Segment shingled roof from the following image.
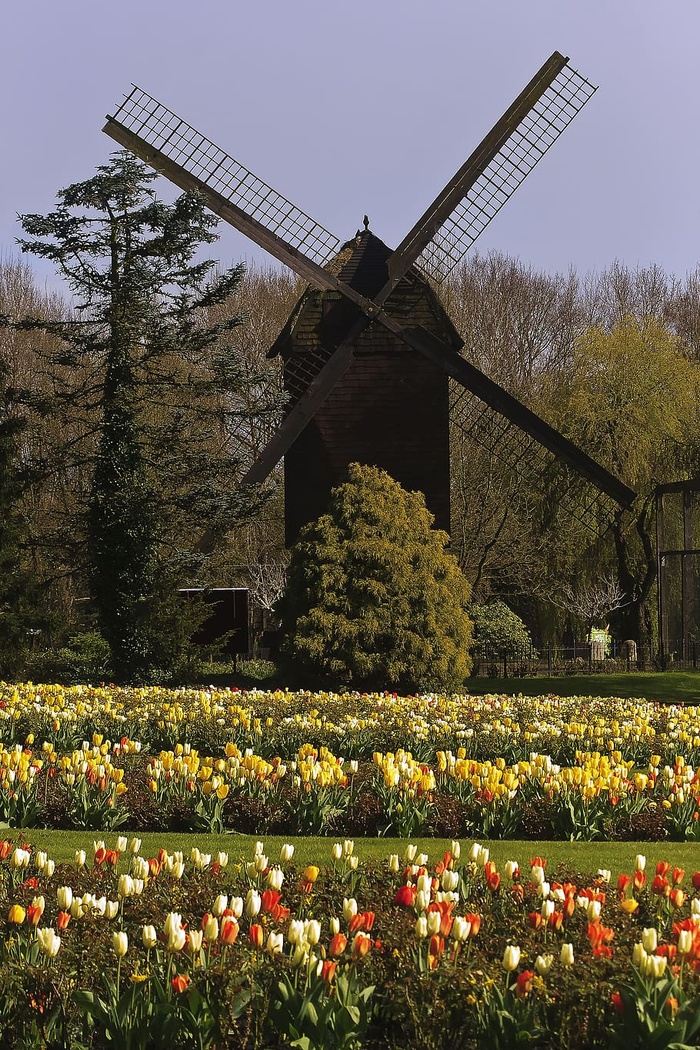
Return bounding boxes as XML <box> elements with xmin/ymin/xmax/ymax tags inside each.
<box><xmin>267</xmin><ymin>228</ymin><xmax>463</xmax><ymax>361</ymax></box>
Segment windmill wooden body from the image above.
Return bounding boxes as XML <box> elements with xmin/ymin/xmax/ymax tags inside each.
<box><xmin>270</xmin><ymin>228</ymin><xmax>462</xmax><ymax>543</ymax></box>
<box><xmin>103</xmin><ymin>51</ymin><xmax>636</xmax><ymax>544</ymax></box>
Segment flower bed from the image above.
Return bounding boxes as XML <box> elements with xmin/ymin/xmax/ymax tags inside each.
<box><xmin>1</xmin><ymin>684</ymin><xmax>700</xmax><ymax>839</ymax></box>
<box><xmin>2</xmin><ymin>836</ymin><xmax>700</xmax><ymax>1048</ymax></box>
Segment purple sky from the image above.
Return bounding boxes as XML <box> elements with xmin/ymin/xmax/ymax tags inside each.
<box><xmin>2</xmin><ymin>1</ymin><xmax>699</xmax><ymax>289</ymax></box>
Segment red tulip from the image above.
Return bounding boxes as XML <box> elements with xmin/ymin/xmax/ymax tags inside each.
<box><xmin>515</xmin><ymin>970</ymin><xmax>534</xmax><ymax>998</ymax></box>
<box><xmin>261</xmin><ymin>889</ymin><xmax>282</xmax><ymax>914</ymax></box>
<box><xmin>172</xmin><ymin>973</ymin><xmax>189</xmax><ymax>994</ymax></box>
<box><xmin>611</xmin><ymin>991</ymin><xmax>624</xmax><ymax>1014</ymax></box>
<box><xmin>394</xmin><ymin>885</ymin><xmax>416</xmax><ymax>907</ymax></box>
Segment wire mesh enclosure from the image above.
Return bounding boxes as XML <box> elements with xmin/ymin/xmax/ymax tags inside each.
<box><xmin>108</xmin><ymin>86</ymin><xmax>341</xmax><ymax>268</ymax></box>
<box><xmin>656</xmin><ymin>481</ymin><xmax>700</xmax><ymax>667</ymax></box>
<box><xmin>417</xmin><ymin>62</ymin><xmax>596</xmax><ymax>283</ymax></box>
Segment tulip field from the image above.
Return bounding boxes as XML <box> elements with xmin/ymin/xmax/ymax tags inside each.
<box><xmin>3</xmin><ymin>682</ymin><xmax>700</xmax><ymax>1045</ymax></box>
<box><xmin>1</xmin><ymin>683</ymin><xmax>700</xmax><ymax>842</ymax></box>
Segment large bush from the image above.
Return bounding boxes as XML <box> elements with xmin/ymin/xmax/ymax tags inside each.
<box><xmin>279</xmin><ymin>463</ymin><xmax>473</xmax><ymax>692</ymax></box>
<box><xmin>470</xmin><ymin>600</ymin><xmax>533</xmax><ymax>657</ymax></box>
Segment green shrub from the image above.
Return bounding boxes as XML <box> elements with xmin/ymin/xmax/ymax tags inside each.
<box><xmin>279</xmin><ymin>464</ymin><xmax>473</xmax><ymax>693</ymax></box>
<box><xmin>470</xmin><ymin>601</ymin><xmax>533</xmax><ymax>658</ymax></box>
<box><xmin>25</xmin><ymin>631</ymin><xmax>112</xmax><ymax>684</ymax></box>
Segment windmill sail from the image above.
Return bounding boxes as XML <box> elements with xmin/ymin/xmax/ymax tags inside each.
<box><xmin>390</xmin><ymin>53</ymin><xmax>596</xmax><ymax>284</ymax></box>
<box><xmin>103</xmin><ymin>56</ymin><xmax>634</xmax><ymax>536</ymax></box>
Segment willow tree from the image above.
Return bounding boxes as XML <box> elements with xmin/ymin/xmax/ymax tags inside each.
<box><xmin>553</xmin><ymin>315</ymin><xmax>700</xmax><ymax>649</ymax></box>
<box><xmin>16</xmin><ymin>153</ymin><xmax>273</xmax><ymax>680</ymax></box>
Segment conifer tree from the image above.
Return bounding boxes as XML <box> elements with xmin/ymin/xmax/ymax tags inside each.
<box><xmin>16</xmin><ymin>153</ymin><xmax>274</xmax><ymax>680</ymax></box>
<box><xmin>280</xmin><ymin>464</ymin><xmax>473</xmax><ymax>692</ymax></box>
<box><xmin>0</xmin><ymin>357</ymin><xmax>33</xmax><ymax>676</ymax></box>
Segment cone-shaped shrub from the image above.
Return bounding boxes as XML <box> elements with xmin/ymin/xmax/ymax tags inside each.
<box><xmin>280</xmin><ymin>464</ymin><xmax>473</xmax><ymax>692</ymax></box>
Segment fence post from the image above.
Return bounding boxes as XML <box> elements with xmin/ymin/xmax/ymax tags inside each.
<box><xmin>547</xmin><ymin>646</ymin><xmax>551</xmax><ymax>675</ymax></box>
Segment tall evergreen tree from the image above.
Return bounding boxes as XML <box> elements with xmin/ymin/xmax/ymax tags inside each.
<box><xmin>15</xmin><ymin>153</ymin><xmax>274</xmax><ymax>680</ymax></box>
<box><xmin>0</xmin><ymin>355</ymin><xmax>32</xmax><ymax>676</ymax></box>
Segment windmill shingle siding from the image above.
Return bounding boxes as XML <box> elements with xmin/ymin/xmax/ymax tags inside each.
<box><xmin>269</xmin><ymin>230</ymin><xmax>463</xmax><ymax>546</ymax></box>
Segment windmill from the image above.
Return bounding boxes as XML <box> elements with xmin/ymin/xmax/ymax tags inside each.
<box><xmin>103</xmin><ymin>51</ymin><xmax>636</xmax><ymax>546</ymax></box>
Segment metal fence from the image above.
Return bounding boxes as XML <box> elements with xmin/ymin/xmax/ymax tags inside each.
<box><xmin>471</xmin><ymin>639</ymin><xmax>700</xmax><ymax>678</ymax></box>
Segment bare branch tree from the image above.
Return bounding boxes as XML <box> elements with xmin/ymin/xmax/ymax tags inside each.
<box><xmin>549</xmin><ymin>575</ymin><xmax>629</xmax><ymax>628</ymax></box>
<box><xmin>246</xmin><ymin>557</ymin><xmax>289</xmax><ymax>614</ymax></box>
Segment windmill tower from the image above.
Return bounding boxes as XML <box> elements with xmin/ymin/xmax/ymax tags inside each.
<box><xmin>269</xmin><ymin>226</ymin><xmax>462</xmax><ymax>543</ymax></box>
<box><xmin>102</xmin><ymin>52</ymin><xmax>636</xmax><ymax>545</ymax></box>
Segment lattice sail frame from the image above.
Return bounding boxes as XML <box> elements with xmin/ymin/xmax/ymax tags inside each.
<box><xmin>450</xmin><ymin>384</ymin><xmax>620</xmax><ymax>536</ymax></box>
<box><xmin>110</xmin><ymin>86</ymin><xmax>341</xmax><ymax>268</ymax></box>
<box><xmin>417</xmin><ymin>63</ymin><xmax>596</xmax><ymax>283</ymax></box>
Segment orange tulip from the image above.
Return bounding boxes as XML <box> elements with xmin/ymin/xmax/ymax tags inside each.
<box><xmin>27</xmin><ymin>904</ymin><xmax>43</xmax><ymax>927</ymax></box>
<box><xmin>221</xmin><ymin>918</ymin><xmax>239</xmax><ymax>945</ymax></box>
<box><xmin>329</xmin><ymin>932</ymin><xmax>348</xmax><ymax>957</ymax></box>
<box><xmin>352</xmin><ymin>932</ymin><xmax>372</xmax><ymax>959</ymax></box>
<box><xmin>428</xmin><ymin>933</ymin><xmax>445</xmax><ymax>959</ymax></box>
<box><xmin>670</xmin><ymin>888</ymin><xmax>685</xmax><ymax>909</ymax></box>
<box><xmin>261</xmin><ymin>889</ymin><xmax>282</xmax><ymax>914</ymax></box>
<box><xmin>633</xmin><ymin>870</ymin><xmax>646</xmax><ymax>891</ymax></box>
<box><xmin>617</xmin><ymin>873</ymin><xmax>632</xmax><ymax>895</ymax></box>
<box><xmin>465</xmin><ymin>913</ymin><xmax>481</xmax><ymax>936</ymax></box>
<box><xmin>249</xmin><ymin>923</ymin><xmax>264</xmax><ymax>948</ymax></box>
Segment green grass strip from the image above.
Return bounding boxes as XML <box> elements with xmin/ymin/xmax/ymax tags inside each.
<box><xmin>468</xmin><ymin>671</ymin><xmax>700</xmax><ymax>703</ymax></box>
<box><xmin>8</xmin><ymin>828</ymin><xmax>700</xmax><ymax>883</ymax></box>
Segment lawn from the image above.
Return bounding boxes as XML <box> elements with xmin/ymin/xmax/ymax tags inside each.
<box><xmin>468</xmin><ymin>670</ymin><xmax>700</xmax><ymax>703</ymax></box>
<box><xmin>6</xmin><ymin>829</ymin><xmax>700</xmax><ymax>885</ymax></box>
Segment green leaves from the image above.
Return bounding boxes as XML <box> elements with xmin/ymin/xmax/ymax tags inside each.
<box><xmin>267</xmin><ymin>968</ymin><xmax>375</xmax><ymax>1050</ymax></box>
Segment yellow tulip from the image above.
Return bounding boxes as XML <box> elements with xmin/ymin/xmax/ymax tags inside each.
<box><xmin>8</xmin><ymin>905</ymin><xmax>26</xmax><ymax>924</ymax></box>
<box><xmin>619</xmin><ymin>898</ymin><xmax>639</xmax><ymax>915</ymax></box>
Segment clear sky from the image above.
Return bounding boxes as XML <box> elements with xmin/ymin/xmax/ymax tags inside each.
<box><xmin>2</xmin><ymin>0</ymin><xmax>699</xmax><ymax>287</ymax></box>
